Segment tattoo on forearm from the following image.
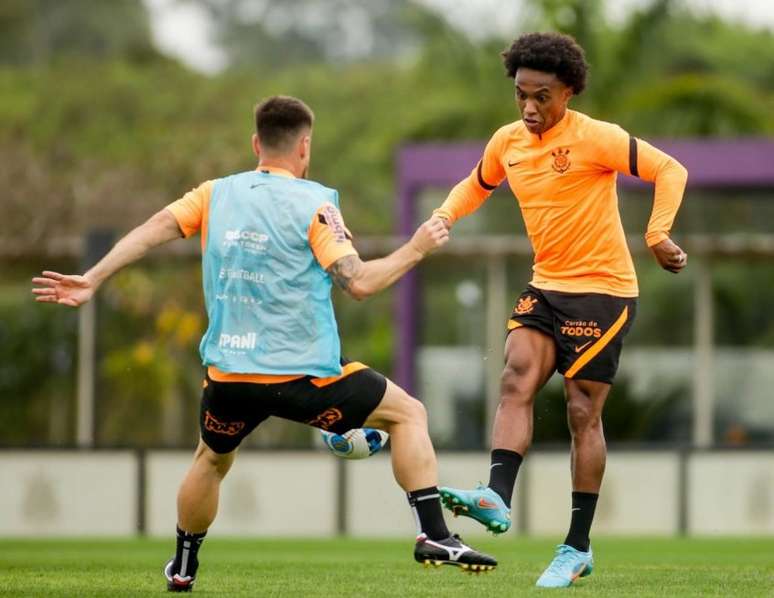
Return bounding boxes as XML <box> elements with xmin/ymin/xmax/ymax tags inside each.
<box><xmin>328</xmin><ymin>255</ymin><xmax>361</xmax><ymax>291</ymax></box>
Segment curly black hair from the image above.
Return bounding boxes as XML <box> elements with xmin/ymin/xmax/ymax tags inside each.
<box><xmin>502</xmin><ymin>32</ymin><xmax>588</xmax><ymax>95</ymax></box>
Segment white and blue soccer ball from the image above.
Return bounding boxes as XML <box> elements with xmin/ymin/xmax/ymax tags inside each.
<box><xmin>320</xmin><ymin>428</ymin><xmax>389</xmax><ymax>459</ymax></box>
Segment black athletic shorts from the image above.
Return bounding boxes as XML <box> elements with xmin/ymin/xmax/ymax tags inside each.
<box><xmin>199</xmin><ymin>361</ymin><xmax>387</xmax><ymax>454</ymax></box>
<box><xmin>507</xmin><ymin>285</ymin><xmax>637</xmax><ymax>384</ymax></box>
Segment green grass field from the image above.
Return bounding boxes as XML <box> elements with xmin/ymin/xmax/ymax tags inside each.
<box><xmin>1</xmin><ymin>536</ymin><xmax>772</xmax><ymax>597</ymax></box>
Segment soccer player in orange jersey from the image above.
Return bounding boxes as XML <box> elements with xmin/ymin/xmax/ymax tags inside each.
<box><xmin>434</xmin><ymin>33</ymin><xmax>688</xmax><ymax>588</ymax></box>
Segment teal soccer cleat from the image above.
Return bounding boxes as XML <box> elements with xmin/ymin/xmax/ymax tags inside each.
<box><xmin>535</xmin><ymin>544</ymin><xmax>593</xmax><ymax>588</ymax></box>
<box><xmin>438</xmin><ymin>484</ymin><xmax>511</xmax><ymax>534</ymax></box>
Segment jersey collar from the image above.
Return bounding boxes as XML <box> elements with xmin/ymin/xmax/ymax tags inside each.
<box><xmin>530</xmin><ymin>109</ymin><xmax>573</xmax><ymax>143</ymax></box>
<box><xmin>255</xmin><ymin>165</ymin><xmax>295</xmax><ymax>178</ymax></box>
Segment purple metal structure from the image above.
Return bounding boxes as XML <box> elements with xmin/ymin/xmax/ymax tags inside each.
<box><xmin>395</xmin><ymin>139</ymin><xmax>774</xmax><ymax>393</ymax></box>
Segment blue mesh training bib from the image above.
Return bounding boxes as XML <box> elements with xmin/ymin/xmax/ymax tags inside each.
<box><xmin>199</xmin><ymin>170</ymin><xmax>343</xmax><ymax>377</ymax></box>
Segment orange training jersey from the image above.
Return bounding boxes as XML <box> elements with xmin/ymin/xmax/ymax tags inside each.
<box><xmin>165</xmin><ymin>165</ymin><xmax>359</xmax><ymax>383</ymax></box>
<box><xmin>435</xmin><ymin>110</ymin><xmax>688</xmax><ymax>297</ymax></box>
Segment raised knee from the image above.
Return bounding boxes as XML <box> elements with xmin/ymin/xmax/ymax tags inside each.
<box><xmin>566</xmin><ymin>397</ymin><xmax>598</xmax><ymax>435</ymax></box>
<box><xmin>377</xmin><ymin>394</ymin><xmax>427</xmax><ymax>437</ymax></box>
<box><xmin>195</xmin><ymin>444</ymin><xmax>234</xmax><ymax>478</ymax></box>
<box><xmin>384</xmin><ymin>387</ymin><xmax>427</xmax><ymax>427</ymax></box>
<box><xmin>401</xmin><ymin>394</ymin><xmax>427</xmax><ymax>425</ymax></box>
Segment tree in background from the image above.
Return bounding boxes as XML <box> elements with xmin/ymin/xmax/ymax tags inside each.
<box><xmin>3</xmin><ymin>0</ymin><xmax>774</xmax><ymax>447</ymax></box>
<box><xmin>185</xmin><ymin>0</ymin><xmax>450</xmax><ymax>69</ymax></box>
<box><xmin>0</xmin><ymin>0</ymin><xmax>160</xmax><ymax>65</ymax></box>
<box><xmin>532</xmin><ymin>0</ymin><xmax>774</xmax><ymax>135</ymax></box>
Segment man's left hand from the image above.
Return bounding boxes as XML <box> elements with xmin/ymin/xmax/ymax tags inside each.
<box><xmin>650</xmin><ymin>238</ymin><xmax>687</xmax><ymax>273</ymax></box>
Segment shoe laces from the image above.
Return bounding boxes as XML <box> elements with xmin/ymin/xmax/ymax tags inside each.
<box><xmin>547</xmin><ymin>545</ymin><xmax>578</xmax><ymax>574</ymax></box>
<box><xmin>447</xmin><ymin>533</ymin><xmax>465</xmax><ymax>547</ymax></box>
<box><xmin>474</xmin><ymin>484</ymin><xmax>504</xmax><ymax>503</ymax></box>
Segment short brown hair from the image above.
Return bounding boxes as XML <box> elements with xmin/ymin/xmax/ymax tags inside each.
<box><xmin>254</xmin><ymin>96</ymin><xmax>314</xmax><ymax>152</ymax></box>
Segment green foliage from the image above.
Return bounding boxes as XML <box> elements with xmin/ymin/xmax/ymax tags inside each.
<box><xmin>712</xmin><ymin>261</ymin><xmax>774</xmax><ymax>346</ymax></box>
<box><xmin>0</xmin><ymin>268</ymin><xmax>77</xmax><ymax>445</ymax></box>
<box><xmin>95</xmin><ymin>263</ymin><xmax>204</xmax><ymax>447</ymax></box>
<box><xmin>531</xmin><ymin>375</ymin><xmax>689</xmax><ymax>444</ymax></box>
<box><xmin>4</xmin><ymin>0</ymin><xmax>774</xmax><ymax>447</ymax></box>
<box><xmin>616</xmin><ymin>74</ymin><xmax>771</xmax><ymax>136</ymax></box>
<box><xmin>334</xmin><ymin>290</ymin><xmax>395</xmax><ymax>375</ymax></box>
<box><xmin>532</xmin><ymin>0</ymin><xmax>774</xmax><ymax>136</ymax></box>
<box><xmin>0</xmin><ymin>0</ymin><xmax>159</xmax><ymax>66</ymax></box>
<box><xmin>189</xmin><ymin>0</ymin><xmax>452</xmax><ymax>69</ymax></box>
<box><xmin>2</xmin><ymin>1</ymin><xmax>773</xmax><ymax>241</ymax></box>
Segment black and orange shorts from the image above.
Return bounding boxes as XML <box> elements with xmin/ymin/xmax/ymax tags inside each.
<box><xmin>199</xmin><ymin>360</ymin><xmax>387</xmax><ymax>453</ymax></box>
<box><xmin>507</xmin><ymin>285</ymin><xmax>637</xmax><ymax>384</ymax></box>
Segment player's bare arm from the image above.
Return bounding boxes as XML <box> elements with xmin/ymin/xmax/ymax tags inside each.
<box><xmin>328</xmin><ymin>255</ymin><xmax>364</xmax><ymax>294</ymax></box>
<box><xmin>327</xmin><ymin>216</ymin><xmax>449</xmax><ymax>300</ymax></box>
<box><xmin>31</xmin><ymin>208</ymin><xmax>182</xmax><ymax>307</ymax></box>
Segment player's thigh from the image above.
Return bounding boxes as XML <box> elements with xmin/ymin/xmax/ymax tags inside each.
<box><xmin>503</xmin><ymin>326</ymin><xmax>557</xmax><ymax>393</ymax></box>
<box><xmin>271</xmin><ymin>364</ymin><xmax>388</xmax><ymax>434</ymax></box>
<box><xmin>361</xmin><ymin>378</ymin><xmax>425</xmax><ymax>431</ymax></box>
<box><xmin>199</xmin><ymin>376</ymin><xmax>269</xmax><ymax>454</ymax></box>
<box><xmin>505</xmin><ymin>285</ymin><xmax>558</xmax><ymax>391</ymax></box>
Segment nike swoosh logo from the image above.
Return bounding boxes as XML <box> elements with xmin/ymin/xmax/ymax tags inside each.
<box><xmin>250</xmin><ymin>183</ymin><xmax>266</xmax><ymax>189</ymax></box>
<box><xmin>571</xmin><ymin>563</ymin><xmax>588</xmax><ymax>580</ymax></box>
<box><xmin>490</xmin><ymin>463</ymin><xmax>502</xmax><ymax>469</ymax></box>
<box><xmin>571</xmin><ymin>507</ymin><xmax>581</xmax><ymax>512</ymax></box>
<box><xmin>574</xmin><ymin>341</ymin><xmax>592</xmax><ymax>353</ymax></box>
<box><xmin>478</xmin><ymin>498</ymin><xmax>498</xmax><ymax>509</ymax></box>
<box><xmin>507</xmin><ymin>160</ymin><xmax>521</xmax><ymax>167</ymax></box>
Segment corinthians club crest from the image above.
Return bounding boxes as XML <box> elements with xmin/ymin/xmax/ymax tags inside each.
<box><xmin>551</xmin><ymin>147</ymin><xmax>571</xmax><ymax>173</ymax></box>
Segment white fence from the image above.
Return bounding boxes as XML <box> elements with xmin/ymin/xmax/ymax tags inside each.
<box><xmin>1</xmin><ymin>450</ymin><xmax>772</xmax><ymax>537</ymax></box>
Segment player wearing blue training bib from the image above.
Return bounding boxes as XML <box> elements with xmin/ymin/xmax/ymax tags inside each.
<box><xmin>33</xmin><ymin>95</ymin><xmax>497</xmax><ymax>592</ymax></box>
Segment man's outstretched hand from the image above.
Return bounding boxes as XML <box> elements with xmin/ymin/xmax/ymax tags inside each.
<box><xmin>31</xmin><ymin>271</ymin><xmax>95</xmax><ymax>307</ymax></box>
<box><xmin>650</xmin><ymin>238</ymin><xmax>687</xmax><ymax>274</ymax></box>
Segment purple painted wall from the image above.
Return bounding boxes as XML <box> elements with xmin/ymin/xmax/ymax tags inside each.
<box><xmin>395</xmin><ymin>139</ymin><xmax>774</xmax><ymax>393</ymax></box>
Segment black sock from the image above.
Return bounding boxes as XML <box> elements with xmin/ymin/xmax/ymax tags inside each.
<box><xmin>564</xmin><ymin>492</ymin><xmax>598</xmax><ymax>552</ymax></box>
<box><xmin>487</xmin><ymin>449</ymin><xmax>523</xmax><ymax>508</ymax></box>
<box><xmin>173</xmin><ymin>526</ymin><xmax>207</xmax><ymax>579</ymax></box>
<box><xmin>407</xmin><ymin>486</ymin><xmax>450</xmax><ymax>541</ymax></box>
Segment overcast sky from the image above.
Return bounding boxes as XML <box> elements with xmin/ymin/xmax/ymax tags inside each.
<box><xmin>144</xmin><ymin>0</ymin><xmax>774</xmax><ymax>74</ymax></box>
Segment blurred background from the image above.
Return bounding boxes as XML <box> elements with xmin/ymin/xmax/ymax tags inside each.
<box><xmin>1</xmin><ymin>0</ymin><xmax>773</xmax><ymax>538</ymax></box>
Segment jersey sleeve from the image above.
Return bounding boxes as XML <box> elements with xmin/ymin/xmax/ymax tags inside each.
<box><xmin>434</xmin><ymin>127</ymin><xmax>508</xmax><ymax>224</ymax></box>
<box><xmin>309</xmin><ymin>203</ymin><xmax>359</xmax><ymax>270</ymax></box>
<box><xmin>165</xmin><ymin>180</ymin><xmax>213</xmax><ymax>237</ymax></box>
<box><xmin>591</xmin><ymin>123</ymin><xmax>688</xmax><ymax>247</ymax></box>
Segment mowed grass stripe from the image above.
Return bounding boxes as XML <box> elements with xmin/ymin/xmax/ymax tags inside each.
<box><xmin>0</xmin><ymin>537</ymin><xmax>772</xmax><ymax>597</ymax></box>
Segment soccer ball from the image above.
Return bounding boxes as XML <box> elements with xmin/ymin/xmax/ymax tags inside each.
<box><xmin>320</xmin><ymin>428</ymin><xmax>389</xmax><ymax>459</ymax></box>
